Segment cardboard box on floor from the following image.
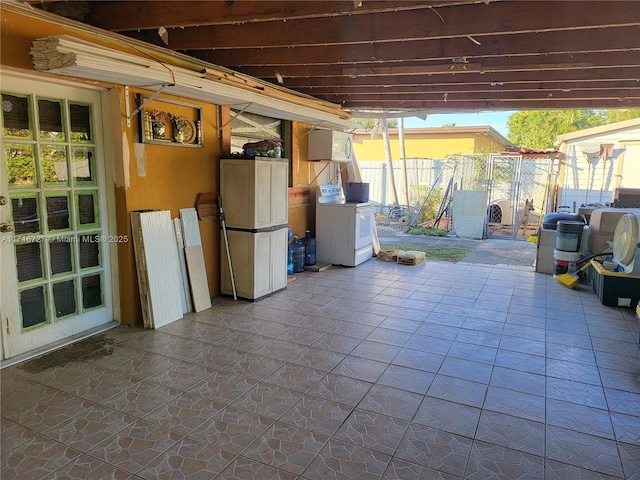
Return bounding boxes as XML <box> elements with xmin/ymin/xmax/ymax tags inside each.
<box><xmin>397</xmin><ymin>250</ymin><xmax>426</xmax><ymax>265</ymax></box>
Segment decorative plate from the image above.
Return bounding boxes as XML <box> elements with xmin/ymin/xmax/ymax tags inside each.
<box><xmin>181</xmin><ymin>118</ymin><xmax>197</xmax><ymax>144</ymax></box>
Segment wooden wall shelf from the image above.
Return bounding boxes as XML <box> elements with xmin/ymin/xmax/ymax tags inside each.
<box><xmin>137</xmin><ymin>94</ymin><xmax>203</xmax><ymax>147</ymax></box>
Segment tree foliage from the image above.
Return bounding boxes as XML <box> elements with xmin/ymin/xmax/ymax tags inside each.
<box><xmin>506</xmin><ymin>109</ymin><xmax>640</xmax><ymax>149</ymax></box>
<box><xmin>353</xmin><ymin>117</ymin><xmax>398</xmax><ymax>130</ymax></box>
<box><xmin>604</xmin><ymin>109</ymin><xmax>640</xmax><ymax>123</ymax></box>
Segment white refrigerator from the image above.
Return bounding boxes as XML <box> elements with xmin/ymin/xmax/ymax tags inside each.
<box><xmin>220</xmin><ymin>157</ymin><xmax>288</xmax><ymax>300</ymax></box>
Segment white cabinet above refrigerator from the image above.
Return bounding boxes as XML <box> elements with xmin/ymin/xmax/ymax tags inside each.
<box><xmin>308</xmin><ymin>130</ymin><xmax>353</xmax><ymax>162</ymax></box>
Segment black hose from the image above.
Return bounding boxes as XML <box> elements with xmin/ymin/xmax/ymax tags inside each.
<box><xmin>576</xmin><ymin>251</ymin><xmax>613</xmax><ymax>268</ymax></box>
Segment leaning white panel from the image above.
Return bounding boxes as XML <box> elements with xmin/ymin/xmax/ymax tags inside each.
<box><xmin>131</xmin><ymin>210</ymin><xmax>183</xmax><ymax>328</ymax></box>
<box><xmin>179</xmin><ymin>208</ymin><xmax>202</xmax><ymax>248</ymax></box>
<box><xmin>173</xmin><ymin>218</ymin><xmax>192</xmax><ymax>314</ymax></box>
<box><xmin>180</xmin><ymin>208</ymin><xmax>212</xmax><ymax>312</ymax></box>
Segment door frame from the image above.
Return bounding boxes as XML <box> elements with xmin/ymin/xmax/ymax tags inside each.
<box><xmin>0</xmin><ymin>70</ymin><xmax>120</xmax><ymax>365</ymax></box>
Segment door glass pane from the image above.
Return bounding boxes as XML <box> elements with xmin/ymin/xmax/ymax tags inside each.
<box><xmin>5</xmin><ymin>144</ymin><xmax>37</xmax><ymax>188</ymax></box>
<box><xmin>69</xmin><ymin>103</ymin><xmax>92</xmax><ymax>143</ymax></box>
<box><xmin>45</xmin><ymin>194</ymin><xmax>70</xmax><ymax>231</ymax></box>
<box><xmin>76</xmin><ymin>192</ymin><xmax>98</xmax><ymax>228</ymax></box>
<box><xmin>40</xmin><ymin>145</ymin><xmax>68</xmax><ymax>186</ymax></box>
<box><xmin>16</xmin><ymin>243</ymin><xmax>44</xmax><ymax>282</ymax></box>
<box><xmin>11</xmin><ymin>196</ymin><xmax>40</xmax><ymax>235</ymax></box>
<box><xmin>53</xmin><ymin>280</ymin><xmax>77</xmax><ymax>318</ymax></box>
<box><xmin>2</xmin><ymin>94</ymin><xmax>33</xmax><ymax>139</ymax></box>
<box><xmin>81</xmin><ymin>274</ymin><xmax>103</xmax><ymax>309</ymax></box>
<box><xmin>79</xmin><ymin>234</ymin><xmax>100</xmax><ymax>269</ymax></box>
<box><xmin>38</xmin><ymin>98</ymin><xmax>65</xmax><ymax>142</ymax></box>
<box><xmin>50</xmin><ymin>239</ymin><xmax>74</xmax><ymax>275</ymax></box>
<box><xmin>71</xmin><ymin>147</ymin><xmax>96</xmax><ymax>185</ymax></box>
<box><xmin>20</xmin><ymin>286</ymin><xmax>47</xmax><ymax>329</ymax></box>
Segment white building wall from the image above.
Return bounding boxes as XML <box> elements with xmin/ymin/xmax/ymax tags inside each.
<box><xmin>620</xmin><ymin>143</ymin><xmax>640</xmax><ymax>188</ymax></box>
<box><xmin>559</xmin><ymin>124</ymin><xmax>640</xmax><ymax>209</ymax></box>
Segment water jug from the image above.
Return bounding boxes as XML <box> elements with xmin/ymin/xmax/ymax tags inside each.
<box><xmin>292</xmin><ymin>236</ymin><xmax>305</xmax><ymax>273</ymax></box>
<box><xmin>302</xmin><ymin>230</ymin><xmax>316</xmax><ymax>266</ymax></box>
<box><xmin>287</xmin><ymin>243</ymin><xmax>294</xmax><ymax>275</ymax></box>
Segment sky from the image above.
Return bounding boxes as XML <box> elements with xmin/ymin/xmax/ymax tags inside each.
<box><xmin>403</xmin><ymin>111</ymin><xmax>516</xmax><ymax>138</ymax></box>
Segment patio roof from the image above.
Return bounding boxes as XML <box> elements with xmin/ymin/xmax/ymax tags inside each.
<box><xmin>17</xmin><ymin>0</ymin><xmax>640</xmax><ymax>116</ymax></box>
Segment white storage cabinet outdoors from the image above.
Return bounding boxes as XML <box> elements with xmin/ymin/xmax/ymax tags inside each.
<box><xmin>219</xmin><ymin>157</ymin><xmax>288</xmax><ymax>300</ymax></box>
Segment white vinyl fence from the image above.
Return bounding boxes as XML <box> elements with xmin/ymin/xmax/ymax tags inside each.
<box><xmin>359</xmin><ymin>154</ymin><xmax>557</xmax><ymax>237</ymax></box>
<box><xmin>359</xmin><ymin>155</ymin><xmax>488</xmax><ymax>210</ymax></box>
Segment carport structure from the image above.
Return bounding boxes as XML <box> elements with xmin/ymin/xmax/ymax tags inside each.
<box><xmin>2</xmin><ymin>2</ymin><xmax>640</xmax><ymax>479</ymax></box>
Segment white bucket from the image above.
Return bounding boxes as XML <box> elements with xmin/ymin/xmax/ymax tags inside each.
<box><xmin>553</xmin><ymin>250</ymin><xmax>583</xmax><ymax>277</ymax></box>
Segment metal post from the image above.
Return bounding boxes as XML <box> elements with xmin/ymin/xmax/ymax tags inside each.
<box><xmin>381</xmin><ymin>163</ymin><xmax>388</xmax><ymax>208</ymax></box>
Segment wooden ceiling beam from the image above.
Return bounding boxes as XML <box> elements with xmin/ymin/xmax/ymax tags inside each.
<box><xmin>191</xmin><ymin>27</ymin><xmax>639</xmax><ymax>67</ymax></box>
<box><xmin>341</xmin><ymin>97</ymin><xmax>640</xmax><ymax>112</ymax></box>
<box><xmin>304</xmin><ymin>81</ymin><xmax>640</xmax><ymax>96</ymax></box>
<box><xmin>281</xmin><ymin>68</ymin><xmax>640</xmax><ymax>88</ymax></box>
<box><xmin>318</xmin><ymin>88</ymin><xmax>640</xmax><ymax>102</ymax></box>
<box><xmin>143</xmin><ymin>2</ymin><xmax>637</xmax><ymax>50</ymax></box>
<box><xmin>80</xmin><ymin>0</ymin><xmax>479</xmax><ymax>31</ymax></box>
<box><xmin>232</xmin><ymin>51</ymin><xmax>640</xmax><ymax>79</ymax></box>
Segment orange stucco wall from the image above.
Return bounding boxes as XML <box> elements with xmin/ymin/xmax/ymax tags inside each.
<box><xmin>1</xmin><ymin>10</ymin><xmax>59</xmax><ymax>70</ymax></box>
<box><xmin>115</xmin><ymin>89</ymin><xmax>221</xmax><ymax>325</ymax></box>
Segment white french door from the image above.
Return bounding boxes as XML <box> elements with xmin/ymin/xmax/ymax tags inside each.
<box><xmin>0</xmin><ymin>75</ymin><xmax>113</xmax><ymax>359</ymax></box>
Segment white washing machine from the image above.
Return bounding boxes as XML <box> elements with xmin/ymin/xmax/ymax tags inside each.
<box><xmin>316</xmin><ymin>185</ymin><xmax>374</xmax><ymax>267</ymax></box>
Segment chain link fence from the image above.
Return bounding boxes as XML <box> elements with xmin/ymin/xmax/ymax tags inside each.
<box><xmin>359</xmin><ymin>153</ymin><xmax>556</xmax><ymax>238</ymax></box>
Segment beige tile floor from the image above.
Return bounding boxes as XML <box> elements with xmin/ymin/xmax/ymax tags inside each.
<box><xmin>1</xmin><ymin>259</ymin><xmax>639</xmax><ymax>479</ymax></box>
